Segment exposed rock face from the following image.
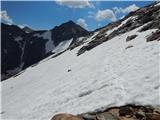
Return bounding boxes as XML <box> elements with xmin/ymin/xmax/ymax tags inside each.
<box><xmin>1</xmin><ymin>23</ymin><xmax>49</xmax><ymax>80</ymax></box>
<box><xmin>119</xmin><ymin>106</ymin><xmax>133</xmax><ymax>116</ymax></box>
<box><xmin>1</xmin><ymin>21</ymin><xmax>89</xmax><ymax>81</ymax></box>
<box><xmin>51</xmin><ymin>20</ymin><xmax>89</xmax><ymax>46</ymax></box>
<box><xmin>50</xmin><ymin>105</ymin><xmax>160</xmax><ymax>120</ymax></box>
<box><xmin>1</xmin><ymin>23</ymin><xmax>26</xmax><ymax>80</ymax></box>
<box><xmin>147</xmin><ymin>30</ymin><xmax>160</xmax><ymax>42</ymax></box>
<box><xmin>22</xmin><ymin>31</ymin><xmax>48</xmax><ymax>69</ymax></box>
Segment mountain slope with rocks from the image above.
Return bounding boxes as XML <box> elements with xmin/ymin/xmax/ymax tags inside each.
<box><xmin>1</xmin><ymin>21</ymin><xmax>89</xmax><ymax>80</ymax></box>
<box><xmin>1</xmin><ymin>1</ymin><xmax>160</xmax><ymax>120</ymax></box>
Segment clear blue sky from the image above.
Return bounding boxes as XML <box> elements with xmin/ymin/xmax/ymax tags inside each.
<box><xmin>1</xmin><ymin>1</ymin><xmax>153</xmax><ymax>31</ymax></box>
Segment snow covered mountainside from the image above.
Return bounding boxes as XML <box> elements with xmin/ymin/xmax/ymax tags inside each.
<box><xmin>1</xmin><ymin>2</ymin><xmax>160</xmax><ymax>120</ymax></box>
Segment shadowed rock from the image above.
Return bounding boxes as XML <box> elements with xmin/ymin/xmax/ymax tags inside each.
<box><xmin>126</xmin><ymin>35</ymin><xmax>137</xmax><ymax>42</ymax></box>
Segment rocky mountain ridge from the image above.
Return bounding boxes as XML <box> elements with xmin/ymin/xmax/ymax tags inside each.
<box><xmin>1</xmin><ymin>20</ymin><xmax>89</xmax><ymax>80</ymax></box>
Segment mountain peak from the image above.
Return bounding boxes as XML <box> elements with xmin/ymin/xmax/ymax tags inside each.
<box><xmin>51</xmin><ymin>20</ymin><xmax>89</xmax><ymax>46</ymax></box>
<box><xmin>22</xmin><ymin>26</ymin><xmax>34</xmax><ymax>33</ymax></box>
<box><xmin>66</xmin><ymin>20</ymin><xmax>75</xmax><ymax>24</ymax></box>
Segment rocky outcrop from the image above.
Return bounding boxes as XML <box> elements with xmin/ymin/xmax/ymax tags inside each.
<box><xmin>147</xmin><ymin>30</ymin><xmax>160</xmax><ymax>42</ymax></box>
<box><xmin>77</xmin><ymin>2</ymin><xmax>160</xmax><ymax>56</ymax></box>
<box><xmin>126</xmin><ymin>35</ymin><xmax>137</xmax><ymax>42</ymax></box>
<box><xmin>1</xmin><ymin>23</ymin><xmax>26</xmax><ymax>80</ymax></box>
<box><xmin>50</xmin><ymin>105</ymin><xmax>160</xmax><ymax>120</ymax></box>
<box><xmin>1</xmin><ymin>23</ymin><xmax>49</xmax><ymax>80</ymax></box>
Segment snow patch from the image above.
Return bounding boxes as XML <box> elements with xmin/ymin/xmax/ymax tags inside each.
<box><xmin>52</xmin><ymin>38</ymin><xmax>73</xmax><ymax>54</ymax></box>
<box><xmin>34</xmin><ymin>31</ymin><xmax>55</xmax><ymax>53</ymax></box>
<box><xmin>14</xmin><ymin>36</ymin><xmax>23</xmax><ymax>42</ymax></box>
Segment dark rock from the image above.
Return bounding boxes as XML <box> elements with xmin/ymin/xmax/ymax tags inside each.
<box><xmin>147</xmin><ymin>30</ymin><xmax>160</xmax><ymax>42</ymax></box>
<box><xmin>125</xmin><ymin>45</ymin><xmax>134</xmax><ymax>49</ymax></box>
<box><xmin>135</xmin><ymin>112</ymin><xmax>145</xmax><ymax>119</ymax></box>
<box><xmin>1</xmin><ymin>23</ymin><xmax>26</xmax><ymax>80</ymax></box>
<box><xmin>141</xmin><ymin>106</ymin><xmax>154</xmax><ymax>113</ymax></box>
<box><xmin>69</xmin><ymin>38</ymin><xmax>86</xmax><ymax>50</ymax></box>
<box><xmin>67</xmin><ymin>69</ymin><xmax>72</xmax><ymax>72</ymax></box>
<box><xmin>51</xmin><ymin>20</ymin><xmax>89</xmax><ymax>46</ymax></box>
<box><xmin>81</xmin><ymin>114</ymin><xmax>96</xmax><ymax>120</ymax></box>
<box><xmin>139</xmin><ymin>23</ymin><xmax>153</xmax><ymax>32</ymax></box>
<box><xmin>77</xmin><ymin>46</ymin><xmax>87</xmax><ymax>56</ymax></box>
<box><xmin>146</xmin><ymin>113</ymin><xmax>160</xmax><ymax>120</ymax></box>
<box><xmin>119</xmin><ymin>106</ymin><xmax>133</xmax><ymax>117</ymax></box>
<box><xmin>77</xmin><ymin>37</ymin><xmax>107</xmax><ymax>56</ymax></box>
<box><xmin>126</xmin><ymin>35</ymin><xmax>137</xmax><ymax>42</ymax></box>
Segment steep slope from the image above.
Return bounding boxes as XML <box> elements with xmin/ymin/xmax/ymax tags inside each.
<box><xmin>2</xmin><ymin>2</ymin><xmax>160</xmax><ymax>120</ymax></box>
<box><xmin>1</xmin><ymin>21</ymin><xmax>89</xmax><ymax>81</ymax></box>
<box><xmin>1</xmin><ymin>23</ymin><xmax>26</xmax><ymax>80</ymax></box>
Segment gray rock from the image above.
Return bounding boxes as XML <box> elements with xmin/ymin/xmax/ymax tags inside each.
<box><xmin>96</xmin><ymin>113</ymin><xmax>118</xmax><ymax>120</ymax></box>
<box><xmin>126</xmin><ymin>35</ymin><xmax>137</xmax><ymax>42</ymax></box>
<box><xmin>119</xmin><ymin>106</ymin><xmax>133</xmax><ymax>117</ymax></box>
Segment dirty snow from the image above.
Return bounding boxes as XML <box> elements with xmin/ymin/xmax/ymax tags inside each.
<box><xmin>1</xmin><ymin>26</ymin><xmax>160</xmax><ymax>120</ymax></box>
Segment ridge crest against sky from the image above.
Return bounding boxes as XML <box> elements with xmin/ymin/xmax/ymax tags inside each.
<box><xmin>1</xmin><ymin>1</ymin><xmax>153</xmax><ymax>30</ymax></box>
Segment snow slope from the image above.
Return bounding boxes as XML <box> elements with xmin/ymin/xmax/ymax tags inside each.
<box><xmin>52</xmin><ymin>38</ymin><xmax>73</xmax><ymax>54</ymax></box>
<box><xmin>1</xmin><ymin>25</ymin><xmax>160</xmax><ymax>120</ymax></box>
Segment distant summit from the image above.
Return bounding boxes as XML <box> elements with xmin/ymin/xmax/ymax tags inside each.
<box><xmin>51</xmin><ymin>20</ymin><xmax>89</xmax><ymax>46</ymax></box>
<box><xmin>22</xmin><ymin>26</ymin><xmax>34</xmax><ymax>33</ymax></box>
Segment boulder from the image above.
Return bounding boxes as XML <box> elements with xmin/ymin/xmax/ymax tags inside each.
<box><xmin>96</xmin><ymin>113</ymin><xmax>118</xmax><ymax>120</ymax></box>
<box><xmin>51</xmin><ymin>113</ymin><xmax>84</xmax><ymax>120</ymax></box>
<box><xmin>147</xmin><ymin>30</ymin><xmax>160</xmax><ymax>42</ymax></box>
<box><xmin>119</xmin><ymin>106</ymin><xmax>133</xmax><ymax>117</ymax></box>
<box><xmin>126</xmin><ymin>35</ymin><xmax>137</xmax><ymax>42</ymax></box>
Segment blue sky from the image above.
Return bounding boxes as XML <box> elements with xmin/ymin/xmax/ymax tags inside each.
<box><xmin>1</xmin><ymin>1</ymin><xmax>153</xmax><ymax>31</ymax></box>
